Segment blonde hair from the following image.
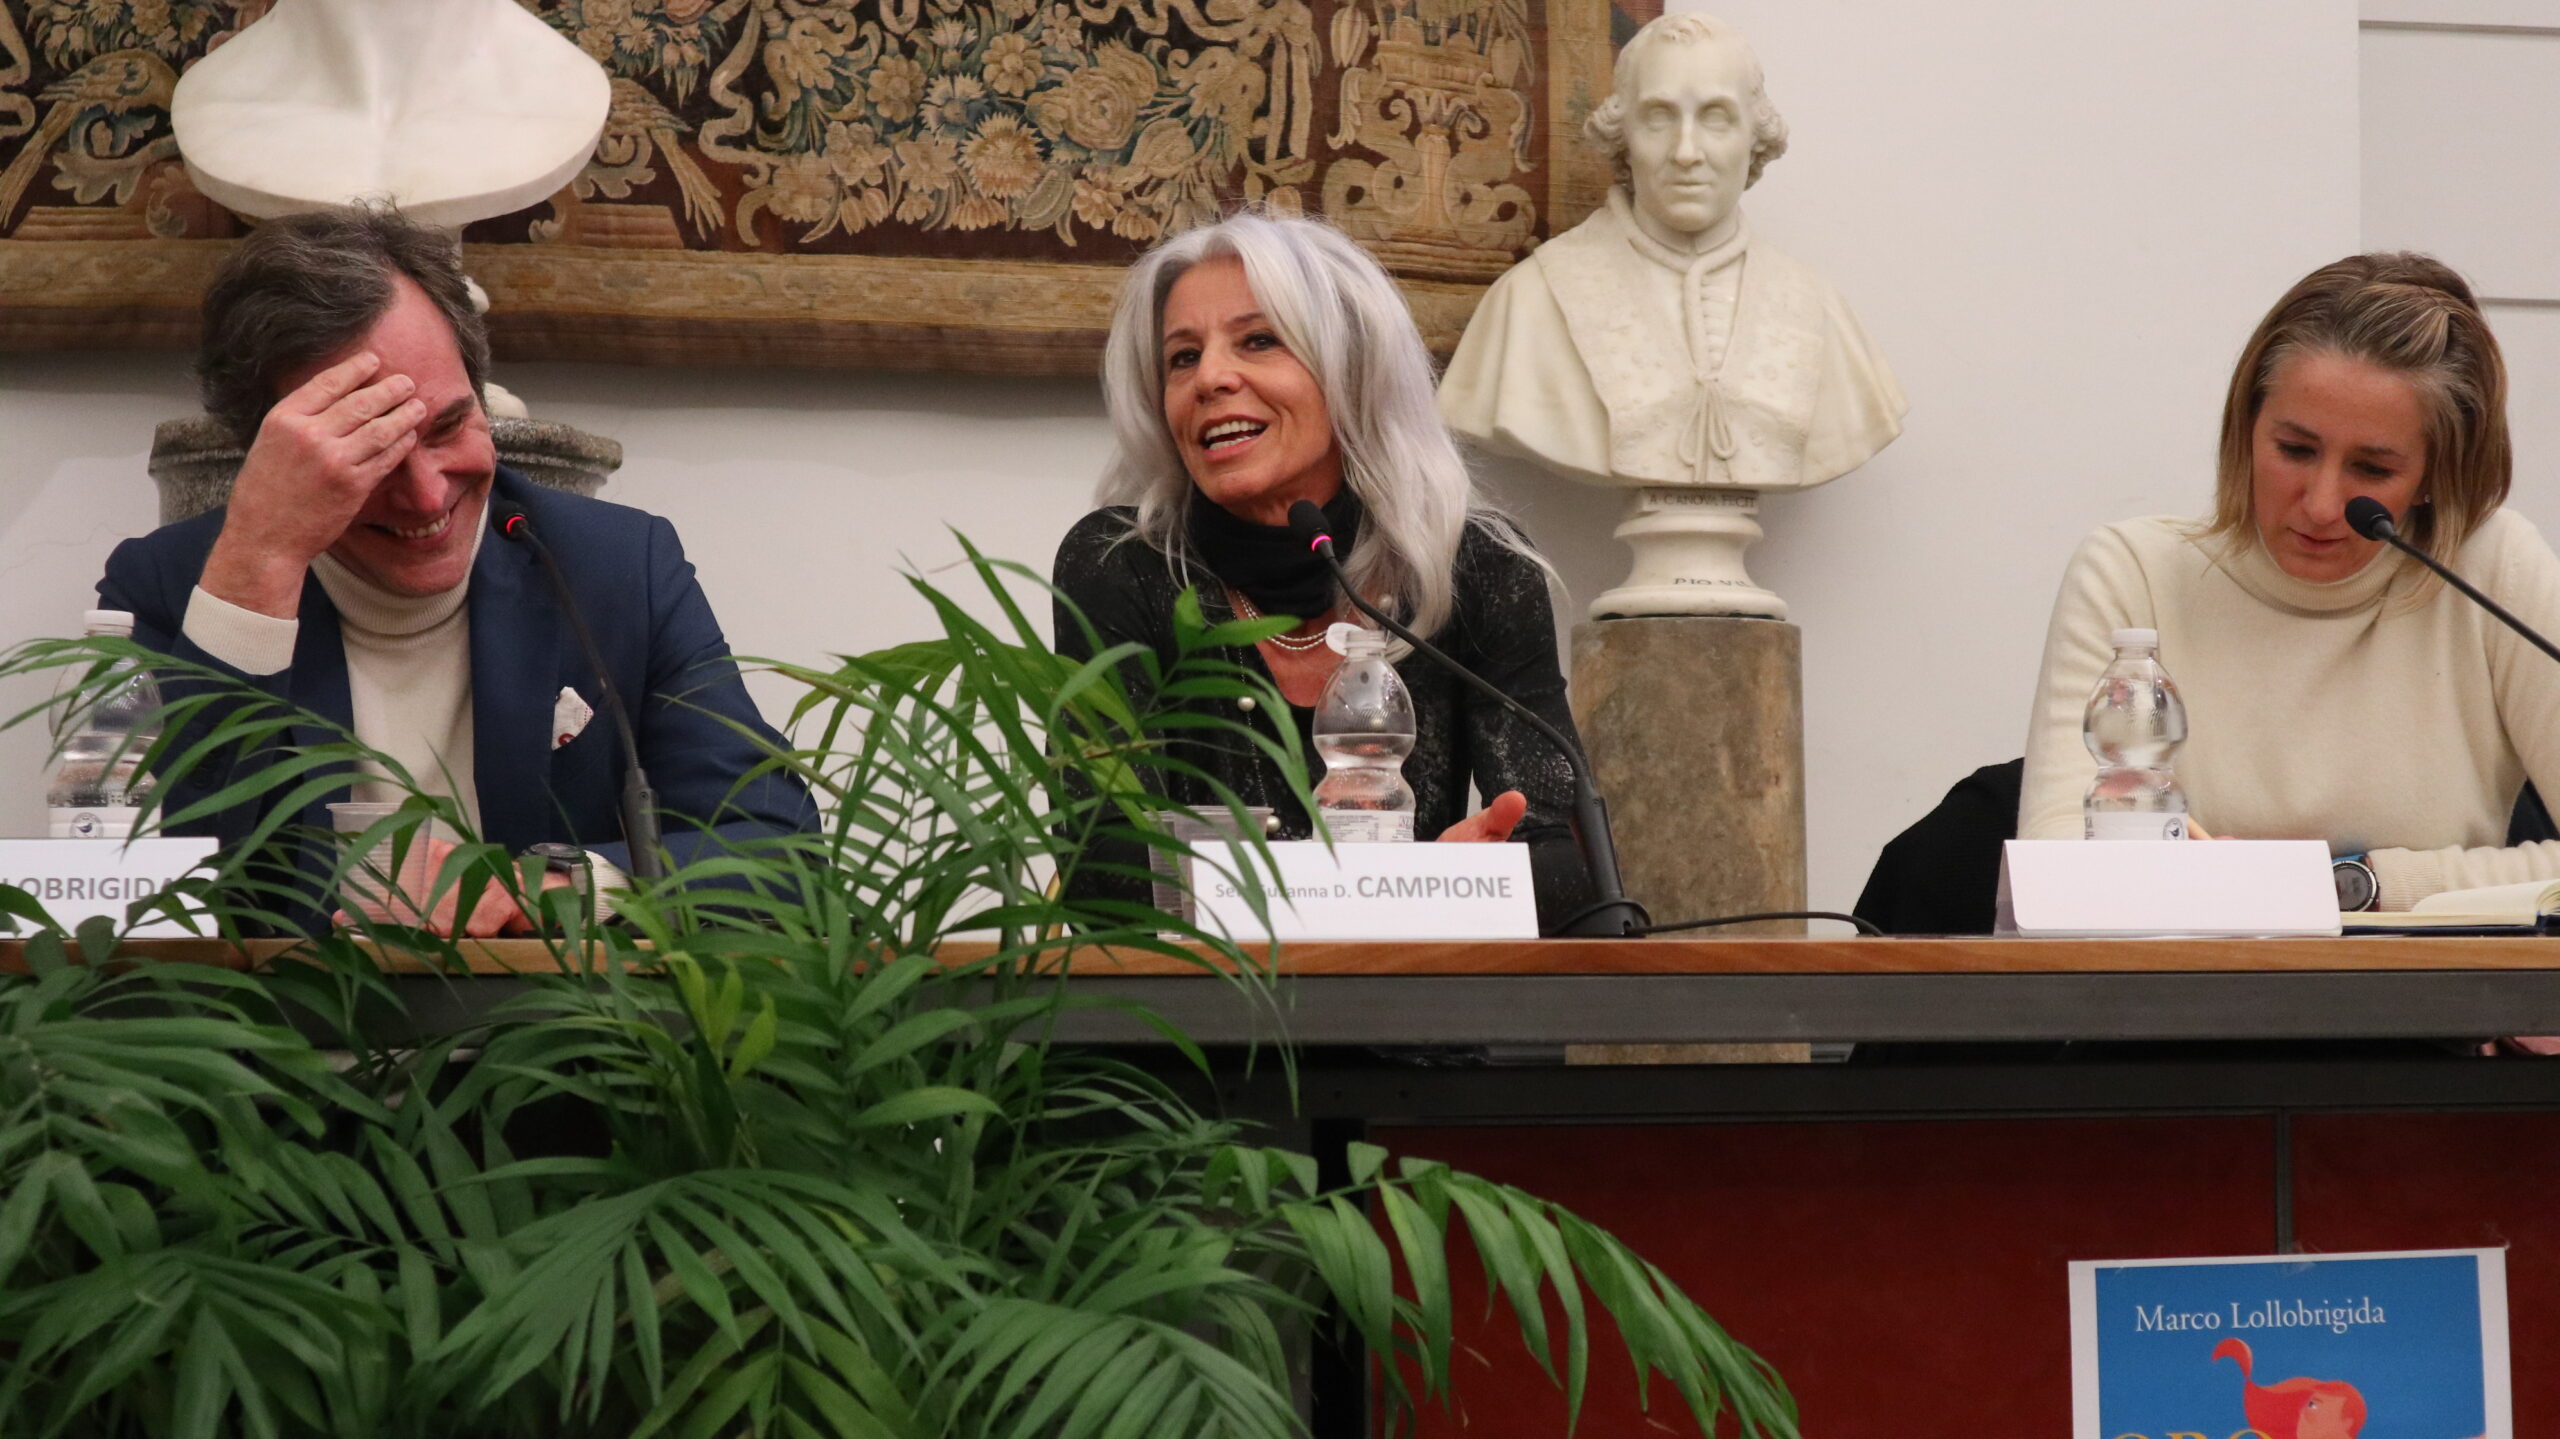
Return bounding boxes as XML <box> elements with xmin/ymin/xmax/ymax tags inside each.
<box><xmin>2209</xmin><ymin>252</ymin><xmax>2511</xmax><ymax>564</ymax></box>
<box><xmin>1096</xmin><ymin>209</ymin><xmax>1536</xmax><ymax>640</ymax></box>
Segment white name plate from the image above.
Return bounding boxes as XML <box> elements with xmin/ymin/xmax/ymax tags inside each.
<box><xmin>1190</xmin><ymin>841</ymin><xmax>1539</xmax><ymax>941</ymax></box>
<box><xmin>1996</xmin><ymin>838</ymin><xmax>2339</xmax><ymax>938</ymax></box>
<box><xmin>0</xmin><ymin>838</ymin><xmax>221</xmax><ymax>938</ymax></box>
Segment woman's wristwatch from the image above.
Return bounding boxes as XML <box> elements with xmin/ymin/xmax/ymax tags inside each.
<box><xmin>2333</xmin><ymin>853</ymin><xmax>2378</xmax><ymax>912</ymax></box>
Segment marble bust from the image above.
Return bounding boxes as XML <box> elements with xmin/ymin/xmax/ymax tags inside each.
<box><xmin>171</xmin><ymin>0</ymin><xmax>610</xmax><ymax>228</ymax></box>
<box><xmin>1439</xmin><ymin>13</ymin><xmax>1905</xmax><ymax>620</ymax></box>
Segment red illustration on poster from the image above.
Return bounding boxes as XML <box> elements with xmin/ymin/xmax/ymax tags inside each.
<box><xmin>2214</xmin><ymin>1337</ymin><xmax>2366</xmax><ymax>1439</ymax></box>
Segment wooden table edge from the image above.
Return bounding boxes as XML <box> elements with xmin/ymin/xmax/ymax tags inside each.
<box><xmin>10</xmin><ymin>935</ymin><xmax>2560</xmax><ymax>977</ymax></box>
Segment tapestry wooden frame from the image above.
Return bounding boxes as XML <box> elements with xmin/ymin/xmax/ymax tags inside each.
<box><xmin>0</xmin><ymin>0</ymin><xmax>1637</xmax><ymax>375</ymax></box>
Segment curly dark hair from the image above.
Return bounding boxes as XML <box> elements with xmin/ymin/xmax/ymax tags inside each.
<box><xmin>196</xmin><ymin>204</ymin><xmax>489</xmax><ymax>442</ymax></box>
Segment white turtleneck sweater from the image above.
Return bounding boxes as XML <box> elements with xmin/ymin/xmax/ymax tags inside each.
<box><xmin>2019</xmin><ymin>510</ymin><xmax>2560</xmax><ymax>910</ymax></box>
<box><xmin>183</xmin><ymin>518</ymin><xmax>487</xmax><ymax>825</ymax></box>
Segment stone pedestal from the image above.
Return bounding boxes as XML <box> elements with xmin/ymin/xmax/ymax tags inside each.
<box><xmin>1570</xmin><ymin>616</ymin><xmax>1807</xmax><ymax>936</ymax></box>
<box><xmin>147</xmin><ymin>414</ymin><xmax>624</xmax><ymax>526</ymax></box>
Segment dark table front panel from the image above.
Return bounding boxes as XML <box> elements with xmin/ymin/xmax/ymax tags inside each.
<box><xmin>1377</xmin><ymin>1117</ymin><xmax>2279</xmax><ymax>1439</ymax></box>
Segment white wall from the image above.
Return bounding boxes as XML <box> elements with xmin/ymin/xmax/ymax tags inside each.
<box><xmin>1</xmin><ymin>0</ymin><xmax>2370</xmax><ymax>912</ymax></box>
<box><xmin>2361</xmin><ymin>12</ymin><xmax>2560</xmax><ymax>547</ymax></box>
<box><xmin>0</xmin><ymin>353</ymin><xmax>194</xmax><ymax>822</ymax></box>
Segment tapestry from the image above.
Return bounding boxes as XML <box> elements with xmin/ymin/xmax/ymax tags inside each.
<box><xmin>0</xmin><ymin>0</ymin><xmax>1640</xmax><ymax>373</ymax></box>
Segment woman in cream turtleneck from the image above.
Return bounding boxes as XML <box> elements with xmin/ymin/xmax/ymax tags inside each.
<box><xmin>2019</xmin><ymin>252</ymin><xmax>2560</xmax><ymax>912</ymax></box>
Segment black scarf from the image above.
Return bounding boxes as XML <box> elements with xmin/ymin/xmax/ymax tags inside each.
<box><xmin>1185</xmin><ymin>486</ymin><xmax>1364</xmax><ymax>622</ymax></box>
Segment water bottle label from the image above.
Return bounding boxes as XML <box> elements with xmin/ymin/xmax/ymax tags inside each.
<box><xmin>1320</xmin><ymin>810</ymin><xmax>1415</xmax><ymax>843</ymax></box>
<box><xmin>50</xmin><ymin>806</ymin><xmax>137</xmax><ymax>840</ymax></box>
<box><xmin>2085</xmin><ymin>810</ymin><xmax>2187</xmax><ymax>842</ymax></box>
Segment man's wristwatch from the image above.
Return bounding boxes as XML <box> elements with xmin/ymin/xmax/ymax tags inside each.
<box><xmin>2333</xmin><ymin>853</ymin><xmax>2378</xmax><ymax>913</ymax></box>
<box><xmin>525</xmin><ymin>842</ymin><xmax>591</xmax><ymax>892</ymax></box>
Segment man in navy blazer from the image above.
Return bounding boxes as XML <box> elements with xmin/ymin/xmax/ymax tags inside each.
<box><xmin>97</xmin><ymin>204</ymin><xmax>813</xmax><ymax>935</ymax></box>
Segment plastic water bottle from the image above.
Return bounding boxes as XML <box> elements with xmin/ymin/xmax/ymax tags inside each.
<box><xmin>2083</xmin><ymin>626</ymin><xmax>2189</xmax><ymax>841</ymax></box>
<box><xmin>1312</xmin><ymin>624</ymin><xmax>1416</xmax><ymax>842</ymax></box>
<box><xmin>47</xmin><ymin>610</ymin><xmax>161</xmax><ymax>840</ymax></box>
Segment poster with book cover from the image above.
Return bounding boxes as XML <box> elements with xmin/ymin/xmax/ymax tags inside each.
<box><xmin>2069</xmin><ymin>1248</ymin><xmax>2510</xmax><ymax>1439</ymax></box>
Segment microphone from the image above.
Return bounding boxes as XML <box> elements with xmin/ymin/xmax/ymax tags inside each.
<box><xmin>1287</xmin><ymin>500</ymin><xmax>1648</xmax><ymax>937</ymax></box>
<box><xmin>2345</xmin><ymin>498</ymin><xmax>2560</xmax><ymax>668</ymax></box>
<box><xmin>493</xmin><ymin>499</ymin><xmax>666</xmax><ymax>881</ymax></box>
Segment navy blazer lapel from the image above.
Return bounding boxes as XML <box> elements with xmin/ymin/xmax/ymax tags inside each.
<box><xmin>286</xmin><ymin>575</ymin><xmax>354</xmax><ymax>834</ymax></box>
<box><xmin>469</xmin><ymin>508</ymin><xmax>562</xmax><ymax>851</ymax></box>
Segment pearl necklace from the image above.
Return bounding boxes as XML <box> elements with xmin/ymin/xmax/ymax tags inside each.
<box><xmin>1227</xmin><ymin>588</ymin><xmax>1338</xmax><ymax>651</ymax></box>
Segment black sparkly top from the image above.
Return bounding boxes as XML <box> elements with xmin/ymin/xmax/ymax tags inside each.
<box><xmin>1050</xmin><ymin>506</ymin><xmax>1596</xmax><ymax>930</ymax></box>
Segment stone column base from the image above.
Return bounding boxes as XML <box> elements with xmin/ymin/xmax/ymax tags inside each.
<box><xmin>1591</xmin><ymin>486</ymin><xmax>1787</xmax><ymax>620</ymax></box>
<box><xmin>1570</xmin><ymin>615</ymin><xmax>1808</xmax><ymax>936</ymax></box>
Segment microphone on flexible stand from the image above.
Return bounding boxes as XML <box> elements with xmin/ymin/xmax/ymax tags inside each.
<box><xmin>2346</xmin><ymin>497</ymin><xmax>2560</xmax><ymax>668</ymax></box>
<box><xmin>1286</xmin><ymin>500</ymin><xmax>1649</xmax><ymax>937</ymax></box>
<box><xmin>492</xmin><ymin>500</ymin><xmax>666</xmax><ymax>882</ymax></box>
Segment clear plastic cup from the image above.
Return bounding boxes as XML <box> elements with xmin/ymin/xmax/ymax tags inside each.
<box><xmin>327</xmin><ymin>800</ymin><xmax>432</xmax><ymax>924</ymax></box>
<box><xmin>1149</xmin><ymin>805</ymin><xmax>1276</xmax><ymax>925</ymax></box>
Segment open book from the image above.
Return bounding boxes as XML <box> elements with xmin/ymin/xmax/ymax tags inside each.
<box><xmin>2371</xmin><ymin>879</ymin><xmax>2560</xmax><ymax>928</ymax></box>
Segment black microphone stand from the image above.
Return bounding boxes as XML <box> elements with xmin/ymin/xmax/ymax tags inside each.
<box><xmin>494</xmin><ymin>503</ymin><xmax>667</xmax><ymax>882</ymax></box>
<box><xmin>2347</xmin><ymin>497</ymin><xmax>2560</xmax><ymax>667</ymax></box>
<box><xmin>1287</xmin><ymin>502</ymin><xmax>1648</xmax><ymax>937</ymax></box>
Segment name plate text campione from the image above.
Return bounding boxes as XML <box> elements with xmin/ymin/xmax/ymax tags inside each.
<box><xmin>1190</xmin><ymin>840</ymin><xmax>1536</xmax><ymax>941</ymax></box>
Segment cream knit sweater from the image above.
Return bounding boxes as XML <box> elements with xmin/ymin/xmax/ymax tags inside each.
<box><xmin>2019</xmin><ymin>510</ymin><xmax>2560</xmax><ymax>910</ymax></box>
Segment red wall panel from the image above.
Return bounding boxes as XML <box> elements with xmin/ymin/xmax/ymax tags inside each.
<box><xmin>1379</xmin><ymin>1118</ymin><xmax>2276</xmax><ymax>1438</ymax></box>
<box><xmin>2292</xmin><ymin>1111</ymin><xmax>2560</xmax><ymax>1434</ymax></box>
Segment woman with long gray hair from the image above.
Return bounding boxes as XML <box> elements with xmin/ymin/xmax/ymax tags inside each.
<box><xmin>1052</xmin><ymin>210</ymin><xmax>1594</xmax><ymax>928</ymax></box>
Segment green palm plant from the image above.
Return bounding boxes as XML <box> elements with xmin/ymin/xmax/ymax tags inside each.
<box><xmin>0</xmin><ymin>547</ymin><xmax>1798</xmax><ymax>1439</ymax></box>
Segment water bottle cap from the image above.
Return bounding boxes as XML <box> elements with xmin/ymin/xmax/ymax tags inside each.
<box><xmin>2109</xmin><ymin>627</ymin><xmax>2158</xmax><ymax>651</ymax></box>
<box><xmin>83</xmin><ymin>609</ymin><xmax>134</xmax><ymax>637</ymax></box>
<box><xmin>1326</xmin><ymin>622</ymin><xmax>1383</xmax><ymax>656</ymax></box>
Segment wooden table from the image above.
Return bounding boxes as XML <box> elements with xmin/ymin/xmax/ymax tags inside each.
<box><xmin>38</xmin><ymin>932</ymin><xmax>2560</xmax><ymax>1048</ymax></box>
<box><xmin>30</xmin><ymin>933</ymin><xmax>2560</xmax><ymax>1437</ymax></box>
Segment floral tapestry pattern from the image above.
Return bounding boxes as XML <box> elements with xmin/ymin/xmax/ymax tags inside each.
<box><xmin>0</xmin><ymin>0</ymin><xmax>1618</xmax><ymax>370</ymax></box>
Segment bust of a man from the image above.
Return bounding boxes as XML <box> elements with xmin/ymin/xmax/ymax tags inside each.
<box><xmin>1440</xmin><ymin>13</ymin><xmax>1905</xmax><ymax>618</ymax></box>
<box><xmin>171</xmin><ymin>0</ymin><xmax>610</xmax><ymax>228</ymax></box>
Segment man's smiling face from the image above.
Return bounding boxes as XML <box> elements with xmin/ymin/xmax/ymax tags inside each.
<box><xmin>289</xmin><ymin>274</ymin><xmax>495</xmax><ymax>596</ymax></box>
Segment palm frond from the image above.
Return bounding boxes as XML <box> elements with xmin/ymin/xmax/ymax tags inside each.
<box><xmin>0</xmin><ymin>545</ymin><xmax>1799</xmax><ymax>1438</ymax></box>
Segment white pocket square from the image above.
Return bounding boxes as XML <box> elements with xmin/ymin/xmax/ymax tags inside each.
<box><xmin>552</xmin><ymin>686</ymin><xmax>595</xmax><ymax>750</ymax></box>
